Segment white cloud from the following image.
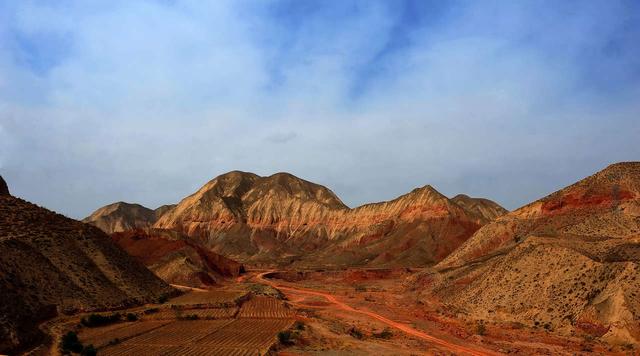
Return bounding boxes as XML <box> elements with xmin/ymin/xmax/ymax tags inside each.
<box><xmin>0</xmin><ymin>1</ymin><xmax>638</xmax><ymax>218</ymax></box>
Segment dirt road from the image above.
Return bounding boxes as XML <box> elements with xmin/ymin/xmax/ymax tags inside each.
<box><xmin>255</xmin><ymin>272</ymin><xmax>499</xmax><ymax>356</ymax></box>
<box><xmin>169</xmin><ymin>283</ymin><xmax>208</xmax><ymax>292</ymax></box>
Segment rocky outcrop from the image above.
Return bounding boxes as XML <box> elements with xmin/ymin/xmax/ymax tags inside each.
<box><xmin>152</xmin><ymin>171</ymin><xmax>505</xmax><ymax>267</ymax></box>
<box><xmin>0</xmin><ymin>194</ymin><xmax>174</xmax><ymax>354</ymax></box>
<box><xmin>0</xmin><ymin>175</ymin><xmax>8</xmax><ymax>196</ymax></box>
<box><xmin>415</xmin><ymin>162</ymin><xmax>640</xmax><ymax>345</ymax></box>
<box><xmin>111</xmin><ymin>229</ymin><xmax>244</xmax><ymax>288</ymax></box>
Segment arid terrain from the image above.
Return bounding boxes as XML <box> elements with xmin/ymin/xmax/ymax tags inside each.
<box><xmin>2</xmin><ymin>163</ymin><xmax>640</xmax><ymax>355</ymax></box>
<box><xmin>0</xmin><ymin>179</ymin><xmax>174</xmax><ymax>354</ymax></box>
<box><xmin>416</xmin><ymin>162</ymin><xmax>640</xmax><ymax>347</ymax></box>
<box><xmin>110</xmin><ymin>229</ymin><xmax>245</xmax><ymax>288</ymax></box>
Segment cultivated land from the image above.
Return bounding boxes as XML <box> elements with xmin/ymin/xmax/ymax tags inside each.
<box><xmin>37</xmin><ymin>284</ymin><xmax>295</xmax><ymax>356</ymax></box>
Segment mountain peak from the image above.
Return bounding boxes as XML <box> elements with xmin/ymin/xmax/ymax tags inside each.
<box><xmin>83</xmin><ymin>201</ymin><xmax>157</xmax><ymax>233</ymax></box>
<box><xmin>451</xmin><ymin>193</ymin><xmax>508</xmax><ymax>223</ymax></box>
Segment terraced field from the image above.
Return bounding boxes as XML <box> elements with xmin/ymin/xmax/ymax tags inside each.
<box><xmin>124</xmin><ymin>320</ymin><xmax>232</xmax><ymax>346</ymax></box>
<box><xmin>238</xmin><ymin>296</ymin><xmax>294</xmax><ymax>319</ymax></box>
<box><xmin>197</xmin><ymin>319</ymin><xmax>293</xmax><ymax>350</ymax></box>
<box><xmin>169</xmin><ymin>290</ymin><xmax>249</xmax><ymax>308</ymax></box>
<box><xmin>79</xmin><ymin>321</ymin><xmax>170</xmax><ymax>348</ymax></box>
<box><xmin>144</xmin><ymin>307</ymin><xmax>238</xmax><ymax>320</ymax></box>
<box><xmin>92</xmin><ymin>291</ymin><xmax>294</xmax><ymax>355</ymax></box>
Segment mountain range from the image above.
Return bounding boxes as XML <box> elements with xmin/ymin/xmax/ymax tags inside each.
<box><xmin>85</xmin><ymin>171</ymin><xmax>507</xmax><ymax>268</ymax></box>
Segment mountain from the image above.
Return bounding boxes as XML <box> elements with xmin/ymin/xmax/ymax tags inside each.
<box><xmin>83</xmin><ymin>202</ymin><xmax>175</xmax><ymax>234</ymax></box>
<box><xmin>414</xmin><ymin>162</ymin><xmax>640</xmax><ymax>345</ymax></box>
<box><xmin>111</xmin><ymin>229</ymin><xmax>244</xmax><ymax>288</ymax></box>
<box><xmin>0</xmin><ymin>183</ymin><xmax>174</xmax><ymax>353</ymax></box>
<box><xmin>450</xmin><ymin>194</ymin><xmax>508</xmax><ymax>223</ymax></box>
<box><xmin>152</xmin><ymin>171</ymin><xmax>505</xmax><ymax>267</ymax></box>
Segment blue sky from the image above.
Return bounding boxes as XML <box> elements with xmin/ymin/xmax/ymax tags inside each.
<box><xmin>1</xmin><ymin>0</ymin><xmax>639</xmax><ymax>218</ymax></box>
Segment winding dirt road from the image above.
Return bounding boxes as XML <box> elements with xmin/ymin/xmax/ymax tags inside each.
<box><xmin>255</xmin><ymin>272</ymin><xmax>499</xmax><ymax>356</ymax></box>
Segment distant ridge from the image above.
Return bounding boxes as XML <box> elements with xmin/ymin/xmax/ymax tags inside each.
<box><xmin>83</xmin><ymin>201</ymin><xmax>176</xmax><ymax>234</ymax></box>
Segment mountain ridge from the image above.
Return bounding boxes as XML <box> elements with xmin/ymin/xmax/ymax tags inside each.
<box><xmin>89</xmin><ymin>171</ymin><xmax>508</xmax><ymax>267</ymax></box>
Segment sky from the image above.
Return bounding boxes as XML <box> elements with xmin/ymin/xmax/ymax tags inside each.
<box><xmin>1</xmin><ymin>0</ymin><xmax>639</xmax><ymax>219</ymax></box>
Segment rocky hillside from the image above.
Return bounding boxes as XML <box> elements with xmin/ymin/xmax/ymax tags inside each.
<box><xmin>83</xmin><ymin>202</ymin><xmax>175</xmax><ymax>234</ymax></box>
<box><xmin>413</xmin><ymin>162</ymin><xmax>640</xmax><ymax>345</ymax></box>
<box><xmin>111</xmin><ymin>229</ymin><xmax>244</xmax><ymax>288</ymax></box>
<box><xmin>150</xmin><ymin>171</ymin><xmax>506</xmax><ymax>267</ymax></box>
<box><xmin>0</xmin><ymin>186</ymin><xmax>175</xmax><ymax>353</ymax></box>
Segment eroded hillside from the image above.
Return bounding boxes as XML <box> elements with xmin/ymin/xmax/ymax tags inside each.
<box><xmin>0</xmin><ymin>184</ymin><xmax>174</xmax><ymax>354</ymax></box>
<box><xmin>411</xmin><ymin>162</ymin><xmax>640</xmax><ymax>345</ymax></box>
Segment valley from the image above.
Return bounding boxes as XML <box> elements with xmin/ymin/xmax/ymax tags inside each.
<box><xmin>2</xmin><ymin>162</ymin><xmax>640</xmax><ymax>355</ymax></box>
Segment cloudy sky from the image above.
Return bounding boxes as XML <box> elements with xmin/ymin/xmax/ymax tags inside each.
<box><xmin>1</xmin><ymin>0</ymin><xmax>639</xmax><ymax>219</ymax></box>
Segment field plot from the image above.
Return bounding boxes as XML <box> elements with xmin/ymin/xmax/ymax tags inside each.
<box><xmin>169</xmin><ymin>290</ymin><xmax>249</xmax><ymax>308</ymax></box>
<box><xmin>197</xmin><ymin>318</ymin><xmax>293</xmax><ymax>351</ymax></box>
<box><xmin>79</xmin><ymin>321</ymin><xmax>170</xmax><ymax>348</ymax></box>
<box><xmin>172</xmin><ymin>346</ymin><xmax>260</xmax><ymax>356</ymax></box>
<box><xmin>100</xmin><ymin>343</ymin><xmax>179</xmax><ymax>356</ymax></box>
<box><xmin>238</xmin><ymin>296</ymin><xmax>294</xmax><ymax>319</ymax></box>
<box><xmin>143</xmin><ymin>307</ymin><xmax>238</xmax><ymax>320</ymax></box>
<box><xmin>122</xmin><ymin>320</ymin><xmax>233</xmax><ymax>346</ymax></box>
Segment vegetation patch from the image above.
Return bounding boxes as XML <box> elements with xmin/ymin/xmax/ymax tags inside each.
<box><xmin>372</xmin><ymin>328</ymin><xmax>393</xmax><ymax>339</ymax></box>
<box><xmin>81</xmin><ymin>313</ymin><xmax>122</xmax><ymax>327</ymax></box>
<box><xmin>60</xmin><ymin>331</ymin><xmax>96</xmax><ymax>355</ymax></box>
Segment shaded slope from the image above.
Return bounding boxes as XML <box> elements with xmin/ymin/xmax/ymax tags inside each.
<box><xmin>414</xmin><ymin>162</ymin><xmax>640</xmax><ymax>345</ymax></box>
<box><xmin>0</xmin><ymin>194</ymin><xmax>174</xmax><ymax>354</ymax></box>
<box><xmin>0</xmin><ymin>175</ymin><xmax>8</xmax><ymax>196</ymax></box>
<box><xmin>111</xmin><ymin>229</ymin><xmax>244</xmax><ymax>288</ymax></box>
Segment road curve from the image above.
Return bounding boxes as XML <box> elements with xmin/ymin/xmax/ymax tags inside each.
<box><xmin>255</xmin><ymin>272</ymin><xmax>499</xmax><ymax>356</ymax></box>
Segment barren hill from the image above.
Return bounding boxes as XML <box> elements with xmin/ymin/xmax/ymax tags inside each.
<box><xmin>451</xmin><ymin>194</ymin><xmax>508</xmax><ymax>223</ymax></box>
<box><xmin>111</xmin><ymin>229</ymin><xmax>244</xmax><ymax>288</ymax></box>
<box><xmin>149</xmin><ymin>171</ymin><xmax>505</xmax><ymax>267</ymax></box>
<box><xmin>0</xmin><ymin>192</ymin><xmax>174</xmax><ymax>353</ymax></box>
<box><xmin>413</xmin><ymin>162</ymin><xmax>640</xmax><ymax>345</ymax></box>
<box><xmin>83</xmin><ymin>202</ymin><xmax>176</xmax><ymax>234</ymax></box>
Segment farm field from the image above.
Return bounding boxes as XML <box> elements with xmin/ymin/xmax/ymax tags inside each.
<box><xmin>196</xmin><ymin>319</ymin><xmax>293</xmax><ymax>349</ymax></box>
<box><xmin>168</xmin><ymin>289</ymin><xmax>249</xmax><ymax>307</ymax></box>
<box><xmin>98</xmin><ymin>319</ymin><xmax>292</xmax><ymax>355</ymax></box>
<box><xmin>78</xmin><ymin>320</ymin><xmax>170</xmax><ymax>348</ymax></box>
<box><xmin>143</xmin><ymin>307</ymin><xmax>238</xmax><ymax>320</ymax></box>
<box><xmin>120</xmin><ymin>320</ymin><xmax>233</xmax><ymax>346</ymax></box>
<box><xmin>238</xmin><ymin>295</ymin><xmax>294</xmax><ymax>319</ymax></box>
<box><xmin>76</xmin><ymin>289</ymin><xmax>297</xmax><ymax>356</ymax></box>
